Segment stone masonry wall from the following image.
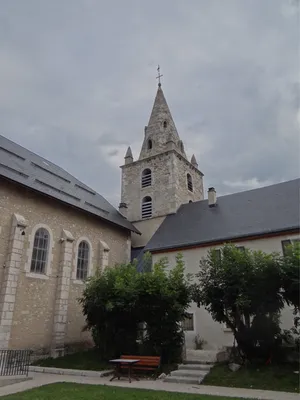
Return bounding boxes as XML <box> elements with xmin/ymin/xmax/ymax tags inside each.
<box><xmin>121</xmin><ymin>149</ymin><xmax>204</xmax><ymax>248</ymax></box>
<box><xmin>121</xmin><ymin>151</ymin><xmax>177</xmax><ymax>222</ymax></box>
<box><xmin>173</xmin><ymin>153</ymin><xmax>204</xmax><ymax>208</ymax></box>
<box><xmin>0</xmin><ymin>179</ymin><xmax>130</xmax><ymax>354</ymax></box>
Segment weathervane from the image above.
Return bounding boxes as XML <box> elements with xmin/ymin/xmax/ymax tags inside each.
<box><xmin>156</xmin><ymin>65</ymin><xmax>163</xmax><ymax>87</ymax></box>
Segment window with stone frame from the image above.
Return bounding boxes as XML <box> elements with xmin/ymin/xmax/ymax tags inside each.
<box><xmin>141</xmin><ymin>168</ymin><xmax>152</xmax><ymax>188</ymax></box>
<box><xmin>182</xmin><ymin>313</ymin><xmax>194</xmax><ymax>331</ymax></box>
<box><xmin>30</xmin><ymin>228</ymin><xmax>49</xmax><ymax>274</ymax></box>
<box><xmin>142</xmin><ymin>196</ymin><xmax>152</xmax><ymax>219</ymax></box>
<box><xmin>76</xmin><ymin>240</ymin><xmax>90</xmax><ymax>280</ymax></box>
<box><xmin>187</xmin><ymin>173</ymin><xmax>193</xmax><ymax>192</ymax></box>
<box><xmin>147</xmin><ymin>139</ymin><xmax>153</xmax><ymax>149</ymax></box>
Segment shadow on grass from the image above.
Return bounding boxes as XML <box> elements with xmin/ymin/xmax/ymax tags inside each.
<box><xmin>202</xmin><ymin>362</ymin><xmax>300</xmax><ymax>393</ymax></box>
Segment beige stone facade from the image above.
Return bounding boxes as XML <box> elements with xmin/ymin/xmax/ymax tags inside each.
<box><xmin>0</xmin><ymin>178</ymin><xmax>131</xmax><ymax>355</ymax></box>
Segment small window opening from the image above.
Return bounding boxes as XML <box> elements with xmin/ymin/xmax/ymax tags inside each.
<box><xmin>163</xmin><ymin>120</ymin><xmax>167</xmax><ymax>128</ymax></box>
<box><xmin>182</xmin><ymin>313</ymin><xmax>194</xmax><ymax>331</ymax></box>
<box><xmin>187</xmin><ymin>173</ymin><xmax>193</xmax><ymax>192</ymax></box>
<box><xmin>147</xmin><ymin>139</ymin><xmax>152</xmax><ymax>150</ymax></box>
<box><xmin>141</xmin><ymin>169</ymin><xmax>152</xmax><ymax>188</ymax></box>
<box><xmin>142</xmin><ymin>196</ymin><xmax>152</xmax><ymax>219</ymax></box>
<box><xmin>236</xmin><ymin>246</ymin><xmax>245</xmax><ymax>252</ymax></box>
<box><xmin>76</xmin><ymin>240</ymin><xmax>89</xmax><ymax>280</ymax></box>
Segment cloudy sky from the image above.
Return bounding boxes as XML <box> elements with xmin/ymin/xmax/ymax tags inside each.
<box><xmin>1</xmin><ymin>0</ymin><xmax>299</xmax><ymax>206</ymax></box>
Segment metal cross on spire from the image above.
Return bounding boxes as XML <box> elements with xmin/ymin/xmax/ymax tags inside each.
<box><xmin>156</xmin><ymin>65</ymin><xmax>163</xmax><ymax>87</ymax></box>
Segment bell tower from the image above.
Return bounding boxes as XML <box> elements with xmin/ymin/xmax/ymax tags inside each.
<box><xmin>119</xmin><ymin>71</ymin><xmax>204</xmax><ymax>248</ymax></box>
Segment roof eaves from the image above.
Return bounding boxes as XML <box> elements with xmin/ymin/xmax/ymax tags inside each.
<box><xmin>147</xmin><ymin>226</ymin><xmax>300</xmax><ymax>253</ymax></box>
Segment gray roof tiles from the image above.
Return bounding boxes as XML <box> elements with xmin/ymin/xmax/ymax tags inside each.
<box><xmin>145</xmin><ymin>178</ymin><xmax>300</xmax><ymax>252</ymax></box>
<box><xmin>0</xmin><ymin>135</ymin><xmax>139</xmax><ymax>233</ymax></box>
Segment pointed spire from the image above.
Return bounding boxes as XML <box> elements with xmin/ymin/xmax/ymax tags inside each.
<box><xmin>139</xmin><ymin>86</ymin><xmax>187</xmax><ymax>159</ymax></box>
<box><xmin>124</xmin><ymin>146</ymin><xmax>133</xmax><ymax>164</ymax></box>
<box><xmin>191</xmin><ymin>154</ymin><xmax>198</xmax><ymax>168</ymax></box>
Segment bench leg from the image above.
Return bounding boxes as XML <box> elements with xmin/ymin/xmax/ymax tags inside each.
<box><xmin>128</xmin><ymin>365</ymin><xmax>131</xmax><ymax>383</ymax></box>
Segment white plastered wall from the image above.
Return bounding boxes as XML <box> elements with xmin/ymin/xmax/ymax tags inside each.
<box><xmin>152</xmin><ymin>232</ymin><xmax>300</xmax><ymax>350</ymax></box>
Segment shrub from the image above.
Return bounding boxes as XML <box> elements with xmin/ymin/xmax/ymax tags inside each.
<box><xmin>80</xmin><ymin>253</ymin><xmax>191</xmax><ymax>364</ymax></box>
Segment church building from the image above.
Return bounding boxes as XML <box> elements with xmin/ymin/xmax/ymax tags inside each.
<box><xmin>0</xmin><ymin>78</ymin><xmax>299</xmax><ymax>354</ymax></box>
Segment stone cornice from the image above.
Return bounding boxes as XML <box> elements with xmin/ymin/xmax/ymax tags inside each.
<box><xmin>120</xmin><ymin>149</ymin><xmax>204</xmax><ymax>176</ymax></box>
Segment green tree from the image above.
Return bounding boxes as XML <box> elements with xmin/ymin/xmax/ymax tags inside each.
<box><xmin>281</xmin><ymin>241</ymin><xmax>300</xmax><ymax>348</ymax></box>
<box><xmin>80</xmin><ymin>252</ymin><xmax>191</xmax><ymax>363</ymax></box>
<box><xmin>191</xmin><ymin>244</ymin><xmax>286</xmax><ymax>361</ymax></box>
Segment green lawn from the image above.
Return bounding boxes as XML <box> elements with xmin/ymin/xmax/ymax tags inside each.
<box><xmin>32</xmin><ymin>350</ymin><xmax>110</xmax><ymax>371</ymax></box>
<box><xmin>32</xmin><ymin>350</ymin><xmax>176</xmax><ymax>376</ymax></box>
<box><xmin>1</xmin><ymin>383</ymin><xmax>247</xmax><ymax>400</ymax></box>
<box><xmin>202</xmin><ymin>363</ymin><xmax>300</xmax><ymax>393</ymax></box>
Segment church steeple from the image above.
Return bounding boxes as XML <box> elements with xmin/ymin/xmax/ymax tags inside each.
<box><xmin>120</xmin><ymin>73</ymin><xmax>204</xmax><ymax>248</ymax></box>
<box><xmin>139</xmin><ymin>85</ymin><xmax>187</xmax><ymax>160</ymax></box>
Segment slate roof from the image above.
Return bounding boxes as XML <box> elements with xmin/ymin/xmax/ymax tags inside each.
<box><xmin>145</xmin><ymin>178</ymin><xmax>300</xmax><ymax>252</ymax></box>
<box><xmin>0</xmin><ymin>134</ymin><xmax>139</xmax><ymax>233</ymax></box>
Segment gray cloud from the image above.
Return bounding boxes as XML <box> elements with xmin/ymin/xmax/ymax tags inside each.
<box><xmin>0</xmin><ymin>0</ymin><xmax>299</xmax><ymax>207</ymax></box>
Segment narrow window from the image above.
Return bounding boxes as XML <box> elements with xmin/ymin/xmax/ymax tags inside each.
<box><xmin>187</xmin><ymin>173</ymin><xmax>193</xmax><ymax>192</ymax></box>
<box><xmin>141</xmin><ymin>169</ymin><xmax>152</xmax><ymax>188</ymax></box>
<box><xmin>147</xmin><ymin>139</ymin><xmax>152</xmax><ymax>150</ymax></box>
<box><xmin>163</xmin><ymin>120</ymin><xmax>167</xmax><ymax>128</ymax></box>
<box><xmin>142</xmin><ymin>196</ymin><xmax>152</xmax><ymax>219</ymax></box>
<box><xmin>182</xmin><ymin>313</ymin><xmax>194</xmax><ymax>331</ymax></box>
<box><xmin>30</xmin><ymin>228</ymin><xmax>49</xmax><ymax>274</ymax></box>
<box><xmin>236</xmin><ymin>246</ymin><xmax>245</xmax><ymax>252</ymax></box>
<box><xmin>77</xmin><ymin>241</ymin><xmax>89</xmax><ymax>280</ymax></box>
<box><xmin>212</xmin><ymin>249</ymin><xmax>221</xmax><ymax>263</ymax></box>
<box><xmin>281</xmin><ymin>240</ymin><xmax>292</xmax><ymax>257</ymax></box>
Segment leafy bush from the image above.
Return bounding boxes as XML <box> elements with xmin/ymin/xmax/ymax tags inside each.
<box><xmin>280</xmin><ymin>241</ymin><xmax>300</xmax><ymax>349</ymax></box>
<box><xmin>80</xmin><ymin>253</ymin><xmax>191</xmax><ymax>364</ymax></box>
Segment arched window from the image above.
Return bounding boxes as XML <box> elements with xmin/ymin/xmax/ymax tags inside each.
<box><xmin>76</xmin><ymin>241</ymin><xmax>89</xmax><ymax>280</ymax></box>
<box><xmin>141</xmin><ymin>168</ymin><xmax>152</xmax><ymax>188</ymax></box>
<box><xmin>187</xmin><ymin>173</ymin><xmax>193</xmax><ymax>192</ymax></box>
<box><xmin>163</xmin><ymin>120</ymin><xmax>167</xmax><ymax>128</ymax></box>
<box><xmin>30</xmin><ymin>228</ymin><xmax>49</xmax><ymax>274</ymax></box>
<box><xmin>142</xmin><ymin>196</ymin><xmax>152</xmax><ymax>219</ymax></box>
<box><xmin>147</xmin><ymin>139</ymin><xmax>152</xmax><ymax>150</ymax></box>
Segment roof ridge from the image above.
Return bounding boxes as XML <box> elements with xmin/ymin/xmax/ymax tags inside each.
<box><xmin>185</xmin><ymin>178</ymin><xmax>300</xmax><ymax>207</ymax></box>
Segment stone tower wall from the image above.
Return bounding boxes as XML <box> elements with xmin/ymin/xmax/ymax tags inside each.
<box><xmin>121</xmin><ymin>151</ymin><xmax>176</xmax><ymax>223</ymax></box>
<box><xmin>120</xmin><ymin>149</ymin><xmax>204</xmax><ymax>247</ymax></box>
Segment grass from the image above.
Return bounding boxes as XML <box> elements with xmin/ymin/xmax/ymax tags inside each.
<box><xmin>32</xmin><ymin>350</ymin><xmax>177</xmax><ymax>376</ymax></box>
<box><xmin>202</xmin><ymin>362</ymin><xmax>300</xmax><ymax>393</ymax></box>
<box><xmin>32</xmin><ymin>350</ymin><xmax>110</xmax><ymax>371</ymax></box>
<box><xmin>1</xmin><ymin>382</ymin><xmax>248</xmax><ymax>400</ymax></box>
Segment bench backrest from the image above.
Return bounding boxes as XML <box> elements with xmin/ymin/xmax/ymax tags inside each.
<box><xmin>120</xmin><ymin>355</ymin><xmax>161</xmax><ymax>369</ymax></box>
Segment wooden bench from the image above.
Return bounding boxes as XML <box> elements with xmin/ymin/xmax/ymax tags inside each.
<box><xmin>120</xmin><ymin>355</ymin><xmax>161</xmax><ymax>373</ymax></box>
